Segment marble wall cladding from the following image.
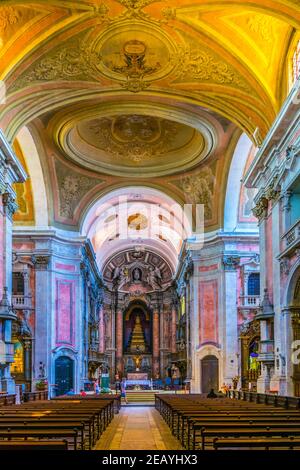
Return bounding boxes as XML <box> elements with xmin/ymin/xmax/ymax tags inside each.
<box><xmin>55</xmin><ymin>262</ymin><xmax>76</xmax><ymax>272</ymax></box>
<box><xmin>266</xmin><ymin>213</ymin><xmax>273</xmax><ymax>298</ymax></box>
<box><xmin>198</xmin><ymin>279</ymin><xmax>219</xmax><ymax>345</ymax></box>
<box><xmin>55</xmin><ymin>278</ymin><xmax>75</xmax><ymax>347</ymax></box>
<box><xmin>0</xmin><ymin>199</ymin><xmax>4</xmax><ymax>297</ymax></box>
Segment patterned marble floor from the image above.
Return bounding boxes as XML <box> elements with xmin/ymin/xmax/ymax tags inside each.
<box><xmin>94</xmin><ymin>406</ymin><xmax>183</xmax><ymax>450</ymax></box>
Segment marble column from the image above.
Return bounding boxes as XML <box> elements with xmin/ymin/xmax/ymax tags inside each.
<box><xmin>32</xmin><ymin>255</ymin><xmax>50</xmax><ymax>389</ymax></box>
<box><xmin>171</xmin><ymin>305</ymin><xmax>177</xmax><ymax>354</ymax></box>
<box><xmin>23</xmin><ymin>339</ymin><xmax>32</xmax><ymax>385</ymax></box>
<box><xmin>0</xmin><ymin>193</ymin><xmax>18</xmax><ymax>393</ymax></box>
<box><xmin>186</xmin><ymin>282</ymin><xmax>192</xmax><ymax>381</ymax></box>
<box><xmin>99</xmin><ymin>305</ymin><xmax>105</xmax><ymax>354</ymax></box>
<box><xmin>116</xmin><ymin>308</ymin><xmax>123</xmax><ymax>375</ymax></box>
<box><xmin>152</xmin><ymin>309</ymin><xmax>160</xmax><ymax>378</ymax></box>
<box><xmin>223</xmin><ymin>256</ymin><xmax>239</xmax><ymax>384</ymax></box>
<box><xmin>0</xmin><ymin>132</ymin><xmax>26</xmax><ymax>393</ymax></box>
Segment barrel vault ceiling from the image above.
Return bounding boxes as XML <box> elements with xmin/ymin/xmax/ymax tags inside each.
<box><xmin>0</xmin><ymin>0</ymin><xmax>299</xmax><ymax>232</ymax></box>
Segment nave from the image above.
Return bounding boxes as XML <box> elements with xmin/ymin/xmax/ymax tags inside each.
<box><xmin>1</xmin><ymin>392</ymin><xmax>300</xmax><ymax>451</ymax></box>
<box><xmin>95</xmin><ymin>406</ymin><xmax>182</xmax><ymax>450</ymax></box>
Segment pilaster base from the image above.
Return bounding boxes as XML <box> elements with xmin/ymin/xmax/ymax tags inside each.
<box><xmin>256</xmin><ymin>375</ymin><xmax>270</xmax><ymax>394</ymax></box>
<box><xmin>269</xmin><ymin>374</ymin><xmax>292</xmax><ymax>396</ymax></box>
<box><xmin>0</xmin><ymin>377</ymin><xmax>16</xmax><ymax>394</ymax></box>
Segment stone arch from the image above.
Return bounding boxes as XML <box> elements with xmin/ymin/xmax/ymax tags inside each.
<box><xmin>224</xmin><ymin>133</ymin><xmax>258</xmax><ymax>232</ymax></box>
<box><xmin>52</xmin><ymin>347</ymin><xmax>78</xmax><ymax>397</ymax></box>
<box><xmin>283</xmin><ymin>261</ymin><xmax>300</xmax><ymax>396</ymax></box>
<box><xmin>14</xmin><ymin>126</ymin><xmax>49</xmax><ymax>228</ymax></box>
<box><xmin>192</xmin><ymin>345</ymin><xmax>223</xmax><ymax>393</ymax></box>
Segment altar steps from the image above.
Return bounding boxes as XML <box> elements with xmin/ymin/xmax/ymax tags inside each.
<box><xmin>121</xmin><ymin>390</ymin><xmax>184</xmax><ymax>406</ymax></box>
<box><xmin>122</xmin><ymin>390</ymin><xmax>157</xmax><ymax>406</ymax></box>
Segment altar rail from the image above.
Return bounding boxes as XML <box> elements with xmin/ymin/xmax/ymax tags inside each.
<box><xmin>23</xmin><ymin>390</ymin><xmax>48</xmax><ymax>402</ymax></box>
<box><xmin>0</xmin><ymin>394</ymin><xmax>16</xmax><ymax>406</ymax></box>
<box><xmin>227</xmin><ymin>390</ymin><xmax>300</xmax><ymax>409</ymax></box>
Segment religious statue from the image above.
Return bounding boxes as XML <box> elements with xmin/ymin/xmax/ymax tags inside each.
<box><xmin>118</xmin><ymin>267</ymin><xmax>130</xmax><ymax>289</ymax></box>
<box><xmin>134</xmin><ymin>355</ymin><xmax>142</xmax><ymax>371</ymax></box>
<box><xmin>154</xmin><ymin>266</ymin><xmax>162</xmax><ymax>287</ymax></box>
<box><xmin>112</xmin><ymin>266</ymin><xmax>121</xmax><ymax>281</ymax></box>
<box><xmin>147</xmin><ymin>266</ymin><xmax>159</xmax><ymax>290</ymax></box>
<box><xmin>132</xmin><ymin>267</ymin><xmax>142</xmax><ymax>282</ymax></box>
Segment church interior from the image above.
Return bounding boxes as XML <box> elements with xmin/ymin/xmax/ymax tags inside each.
<box><xmin>1</xmin><ymin>0</ymin><xmax>300</xmax><ymax>451</ymax></box>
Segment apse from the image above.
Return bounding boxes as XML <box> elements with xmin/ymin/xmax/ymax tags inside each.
<box><xmin>81</xmin><ymin>186</ymin><xmax>193</xmax><ymax>271</ymax></box>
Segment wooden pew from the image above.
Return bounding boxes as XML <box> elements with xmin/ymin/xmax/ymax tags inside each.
<box><xmin>213</xmin><ymin>437</ymin><xmax>300</xmax><ymax>450</ymax></box>
<box><xmin>0</xmin><ymin>440</ymin><xmax>68</xmax><ymax>450</ymax></box>
<box><xmin>199</xmin><ymin>426</ymin><xmax>300</xmax><ymax>450</ymax></box>
<box><xmin>0</xmin><ymin>429</ymin><xmax>78</xmax><ymax>450</ymax></box>
<box><xmin>155</xmin><ymin>394</ymin><xmax>300</xmax><ymax>451</ymax></box>
<box><xmin>0</xmin><ymin>397</ymin><xmax>115</xmax><ymax>449</ymax></box>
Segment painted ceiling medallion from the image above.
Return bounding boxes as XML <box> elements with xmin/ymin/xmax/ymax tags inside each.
<box><xmin>94</xmin><ymin>20</ymin><xmax>177</xmax><ymax>92</ymax></box>
<box><xmin>86</xmin><ymin>114</ymin><xmax>179</xmax><ymax>163</ymax></box>
<box><xmin>53</xmin><ymin>106</ymin><xmax>216</xmax><ymax>177</ymax></box>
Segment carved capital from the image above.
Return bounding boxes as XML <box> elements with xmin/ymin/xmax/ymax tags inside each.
<box><xmin>31</xmin><ymin>255</ymin><xmax>50</xmax><ymax>270</ymax></box>
<box><xmin>223</xmin><ymin>255</ymin><xmax>240</xmax><ymax>271</ymax></box>
<box><xmin>280</xmin><ymin>257</ymin><xmax>290</xmax><ymax>276</ymax></box>
<box><xmin>252</xmin><ymin>196</ymin><xmax>268</xmax><ymax>220</ymax></box>
<box><xmin>265</xmin><ymin>185</ymin><xmax>280</xmax><ymax>202</ymax></box>
<box><xmin>2</xmin><ymin>192</ymin><xmax>18</xmax><ymax>219</ymax></box>
<box><xmin>280</xmin><ymin>189</ymin><xmax>293</xmax><ymax>213</ymax></box>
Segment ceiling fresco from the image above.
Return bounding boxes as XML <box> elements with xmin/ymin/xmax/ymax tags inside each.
<box><xmin>0</xmin><ymin>0</ymin><xmax>299</xmax><ymax>236</ymax></box>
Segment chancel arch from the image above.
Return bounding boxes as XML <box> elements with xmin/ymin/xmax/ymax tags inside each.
<box><xmin>283</xmin><ymin>262</ymin><xmax>300</xmax><ymax>397</ymax></box>
<box><xmin>1</xmin><ymin>0</ymin><xmax>300</xmax><ymax>419</ymax></box>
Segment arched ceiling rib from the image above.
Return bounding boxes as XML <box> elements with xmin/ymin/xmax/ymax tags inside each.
<box><xmin>0</xmin><ymin>0</ymin><xmax>298</xmax><ymax>235</ymax></box>
<box><xmin>81</xmin><ymin>186</ymin><xmax>192</xmax><ymax>271</ymax></box>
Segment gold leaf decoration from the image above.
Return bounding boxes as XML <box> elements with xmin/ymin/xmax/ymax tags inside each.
<box><xmin>10</xmin><ymin>39</ymin><xmax>102</xmax><ymax>90</ymax></box>
<box><xmin>172</xmin><ymin>46</ymin><xmax>250</xmax><ymax>91</ymax></box>
<box><xmin>247</xmin><ymin>15</ymin><xmax>274</xmax><ymax>43</ymax></box>
<box><xmin>176</xmin><ymin>166</ymin><xmax>215</xmax><ymax>219</ymax></box>
<box><xmin>87</xmin><ymin>115</ymin><xmax>179</xmax><ymax>163</ymax></box>
<box><xmin>0</xmin><ymin>6</ymin><xmax>19</xmax><ymax>33</ymax></box>
<box><xmin>55</xmin><ymin>160</ymin><xmax>103</xmax><ymax>220</ymax></box>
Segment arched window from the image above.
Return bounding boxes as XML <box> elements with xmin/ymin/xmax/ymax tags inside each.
<box><xmin>292</xmin><ymin>40</ymin><xmax>300</xmax><ymax>85</ymax></box>
<box><xmin>288</xmin><ymin>35</ymin><xmax>300</xmax><ymax>91</ymax></box>
<box><xmin>248</xmin><ymin>273</ymin><xmax>260</xmax><ymax>296</ymax></box>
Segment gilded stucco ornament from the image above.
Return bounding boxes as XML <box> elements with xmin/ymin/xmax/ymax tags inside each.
<box><xmin>171</xmin><ymin>45</ymin><xmax>251</xmax><ymax>91</ymax></box>
<box><xmin>87</xmin><ymin>114</ymin><xmax>180</xmax><ymax>163</ymax></box>
<box><xmin>115</xmin><ymin>0</ymin><xmax>163</xmax><ymax>20</ymax></box>
<box><xmin>55</xmin><ymin>160</ymin><xmax>103</xmax><ymax>220</ymax></box>
<box><xmin>177</xmin><ymin>167</ymin><xmax>215</xmax><ymax>219</ymax></box>
<box><xmin>252</xmin><ymin>196</ymin><xmax>268</xmax><ymax>219</ymax></box>
<box><xmin>11</xmin><ymin>39</ymin><xmax>102</xmax><ymax>88</ymax></box>
<box><xmin>52</xmin><ymin>102</ymin><xmax>215</xmax><ymax>177</ymax></box>
<box><xmin>93</xmin><ymin>19</ymin><xmax>178</xmax><ymax>90</ymax></box>
<box><xmin>247</xmin><ymin>15</ymin><xmax>275</xmax><ymax>43</ymax></box>
<box><xmin>0</xmin><ymin>6</ymin><xmax>19</xmax><ymax>33</ymax></box>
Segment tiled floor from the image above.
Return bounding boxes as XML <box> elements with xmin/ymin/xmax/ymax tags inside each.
<box><xmin>95</xmin><ymin>406</ymin><xmax>182</xmax><ymax>450</ymax></box>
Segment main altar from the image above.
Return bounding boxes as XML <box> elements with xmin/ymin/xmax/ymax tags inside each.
<box><xmin>123</xmin><ymin>310</ymin><xmax>152</xmax><ymax>387</ymax></box>
<box><xmin>125</xmin><ymin>372</ymin><xmax>152</xmax><ymax>389</ymax></box>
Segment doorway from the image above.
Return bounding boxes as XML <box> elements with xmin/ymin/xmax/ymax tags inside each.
<box><xmin>55</xmin><ymin>356</ymin><xmax>74</xmax><ymax>396</ymax></box>
<box><xmin>201</xmin><ymin>355</ymin><xmax>219</xmax><ymax>393</ymax></box>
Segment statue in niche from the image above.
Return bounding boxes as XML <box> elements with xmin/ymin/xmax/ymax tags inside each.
<box><xmin>154</xmin><ymin>266</ymin><xmax>162</xmax><ymax>287</ymax></box>
<box><xmin>132</xmin><ymin>267</ymin><xmax>142</xmax><ymax>282</ymax></box>
<box><xmin>118</xmin><ymin>267</ymin><xmax>130</xmax><ymax>289</ymax></box>
<box><xmin>112</xmin><ymin>266</ymin><xmax>121</xmax><ymax>282</ymax></box>
<box><xmin>147</xmin><ymin>266</ymin><xmax>159</xmax><ymax>290</ymax></box>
